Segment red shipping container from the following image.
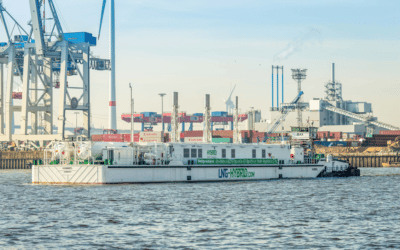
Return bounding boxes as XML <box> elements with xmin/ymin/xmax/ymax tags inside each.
<box><xmin>183</xmin><ymin>131</ymin><xmax>203</xmax><ymax>137</ymax></box>
<box><xmin>379</xmin><ymin>130</ymin><xmax>400</xmax><ymax>135</ymax></box>
<box><xmin>101</xmin><ymin>134</ymin><xmax>124</xmax><ymax>142</ymax></box>
<box><xmin>163</xmin><ymin>113</ymin><xmax>171</xmax><ymax>117</ymax></box>
<box><xmin>122</xmin><ymin>134</ymin><xmax>140</xmax><ymax>142</ymax></box>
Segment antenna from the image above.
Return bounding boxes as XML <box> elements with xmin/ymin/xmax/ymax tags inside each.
<box><xmin>291</xmin><ymin>69</ymin><xmax>307</xmax><ymax>127</ymax></box>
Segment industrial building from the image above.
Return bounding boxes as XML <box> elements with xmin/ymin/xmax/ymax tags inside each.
<box><xmin>265</xmin><ymin>63</ymin><xmax>398</xmax><ymax>137</ymax></box>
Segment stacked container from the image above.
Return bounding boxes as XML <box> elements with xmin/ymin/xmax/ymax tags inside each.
<box><xmin>102</xmin><ymin>134</ymin><xmax>124</xmax><ymax>142</ymax></box>
<box><xmin>91</xmin><ymin>135</ymin><xmax>102</xmax><ymax>142</ymax></box>
<box><xmin>122</xmin><ymin>134</ymin><xmax>140</xmax><ymax>142</ymax></box>
<box><xmin>212</xmin><ymin>111</ymin><xmax>228</xmax><ymax>117</ymax></box>
<box><xmin>379</xmin><ymin>130</ymin><xmax>400</xmax><ymax>135</ymax></box>
<box><xmin>317</xmin><ymin>131</ymin><xmax>329</xmax><ymax>140</ymax></box>
<box><xmin>184</xmin><ymin>137</ymin><xmax>203</xmax><ymax>142</ymax></box>
<box><xmin>139</xmin><ymin>131</ymin><xmax>164</xmax><ymax>143</ymax></box>
<box><xmin>141</xmin><ymin>112</ymin><xmax>157</xmax><ymax>117</ymax></box>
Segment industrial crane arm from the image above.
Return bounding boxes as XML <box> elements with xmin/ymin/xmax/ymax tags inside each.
<box><xmin>29</xmin><ymin>0</ymin><xmax>46</xmax><ymax>55</ymax></box>
<box><xmin>47</xmin><ymin>0</ymin><xmax>64</xmax><ymax>39</ymax></box>
<box><xmin>267</xmin><ymin>91</ymin><xmax>304</xmax><ymax>133</ymax></box>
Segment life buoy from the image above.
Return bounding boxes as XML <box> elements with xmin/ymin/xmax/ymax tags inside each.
<box><xmin>290</xmin><ymin>154</ymin><xmax>294</xmax><ymax>159</ymax></box>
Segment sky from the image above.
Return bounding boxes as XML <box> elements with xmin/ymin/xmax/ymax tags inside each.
<box><xmin>1</xmin><ymin>0</ymin><xmax>399</xmax><ymax>130</ymax></box>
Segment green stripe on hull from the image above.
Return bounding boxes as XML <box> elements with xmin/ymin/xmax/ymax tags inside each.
<box><xmin>197</xmin><ymin>159</ymin><xmax>279</xmax><ymax>165</ymax></box>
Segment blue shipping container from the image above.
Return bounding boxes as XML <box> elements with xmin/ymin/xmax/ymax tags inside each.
<box><xmin>64</xmin><ymin>32</ymin><xmax>97</xmax><ymax>46</ymax></box>
<box><xmin>212</xmin><ymin>111</ymin><xmax>228</xmax><ymax>117</ymax></box>
<box><xmin>141</xmin><ymin>112</ymin><xmax>157</xmax><ymax>117</ymax></box>
<box><xmin>314</xmin><ymin>141</ymin><xmax>348</xmax><ymax>147</ymax></box>
<box><xmin>193</xmin><ymin>113</ymin><xmax>203</xmax><ymax>116</ymax></box>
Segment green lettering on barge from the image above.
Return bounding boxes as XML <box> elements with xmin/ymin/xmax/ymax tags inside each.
<box><xmin>229</xmin><ymin>168</ymin><xmax>255</xmax><ymax>178</ymax></box>
<box><xmin>197</xmin><ymin>159</ymin><xmax>278</xmax><ymax>165</ymax></box>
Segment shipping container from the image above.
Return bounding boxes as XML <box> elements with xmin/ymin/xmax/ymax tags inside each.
<box><xmin>183</xmin><ymin>131</ymin><xmax>203</xmax><ymax>137</ymax></box>
<box><xmin>184</xmin><ymin>137</ymin><xmax>203</xmax><ymax>142</ymax></box>
<box><xmin>141</xmin><ymin>112</ymin><xmax>157</xmax><ymax>117</ymax></box>
<box><xmin>140</xmin><ymin>131</ymin><xmax>163</xmax><ymax>138</ymax></box>
<box><xmin>122</xmin><ymin>134</ymin><xmax>140</xmax><ymax>142</ymax></box>
<box><xmin>212</xmin><ymin>130</ymin><xmax>233</xmax><ymax>138</ymax></box>
<box><xmin>212</xmin><ymin>138</ymin><xmax>232</xmax><ymax>143</ymax></box>
<box><xmin>163</xmin><ymin>113</ymin><xmax>171</xmax><ymax>117</ymax></box>
<box><xmin>379</xmin><ymin>130</ymin><xmax>400</xmax><ymax>135</ymax></box>
<box><xmin>212</xmin><ymin>111</ymin><xmax>228</xmax><ymax>117</ymax></box>
<box><xmin>139</xmin><ymin>138</ymin><xmax>162</xmax><ymax>143</ymax></box>
<box><xmin>193</xmin><ymin>113</ymin><xmax>204</xmax><ymax>116</ymax></box>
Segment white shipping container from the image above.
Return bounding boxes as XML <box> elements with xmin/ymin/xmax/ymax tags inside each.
<box><xmin>184</xmin><ymin>137</ymin><xmax>203</xmax><ymax>142</ymax></box>
<box><xmin>139</xmin><ymin>138</ymin><xmax>162</xmax><ymax>143</ymax></box>
<box><xmin>140</xmin><ymin>131</ymin><xmax>163</xmax><ymax>138</ymax></box>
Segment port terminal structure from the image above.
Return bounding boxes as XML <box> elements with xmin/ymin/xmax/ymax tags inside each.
<box><xmin>0</xmin><ymin>0</ymin><xmax>110</xmax><ymax>145</ymax></box>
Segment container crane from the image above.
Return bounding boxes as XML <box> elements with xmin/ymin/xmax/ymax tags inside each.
<box><xmin>0</xmin><ymin>0</ymin><xmax>110</xmax><ymax>144</ymax></box>
<box><xmin>0</xmin><ymin>1</ymin><xmax>32</xmax><ymax>138</ymax></box>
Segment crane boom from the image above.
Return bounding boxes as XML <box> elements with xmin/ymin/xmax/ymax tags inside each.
<box><xmin>29</xmin><ymin>0</ymin><xmax>46</xmax><ymax>55</ymax></box>
<box><xmin>268</xmin><ymin>91</ymin><xmax>304</xmax><ymax>133</ymax></box>
<box><xmin>47</xmin><ymin>0</ymin><xmax>64</xmax><ymax>39</ymax></box>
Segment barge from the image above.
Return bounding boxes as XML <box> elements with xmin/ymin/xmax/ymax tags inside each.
<box><xmin>32</xmin><ymin>139</ymin><xmax>359</xmax><ymax>184</ymax></box>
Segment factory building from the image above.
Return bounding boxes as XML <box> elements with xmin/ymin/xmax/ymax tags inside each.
<box><xmin>268</xmin><ymin>99</ymin><xmax>376</xmax><ymax>137</ymax></box>
<box><xmin>263</xmin><ymin>64</ymin><xmax>396</xmax><ymax>137</ymax></box>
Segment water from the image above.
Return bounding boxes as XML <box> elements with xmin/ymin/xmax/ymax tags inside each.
<box><xmin>1</xmin><ymin>168</ymin><xmax>400</xmax><ymax>249</ymax></box>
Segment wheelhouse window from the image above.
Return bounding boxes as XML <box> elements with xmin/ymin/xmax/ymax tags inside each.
<box><xmin>222</xmin><ymin>149</ymin><xmax>226</xmax><ymax>158</ymax></box>
<box><xmin>231</xmin><ymin>149</ymin><xmax>235</xmax><ymax>159</ymax></box>
<box><xmin>198</xmin><ymin>149</ymin><xmax>203</xmax><ymax>158</ymax></box>
<box><xmin>252</xmin><ymin>149</ymin><xmax>256</xmax><ymax>159</ymax></box>
<box><xmin>184</xmin><ymin>148</ymin><xmax>189</xmax><ymax>158</ymax></box>
<box><xmin>191</xmin><ymin>148</ymin><xmax>197</xmax><ymax>158</ymax></box>
<box><xmin>262</xmin><ymin>149</ymin><xmax>266</xmax><ymax>158</ymax></box>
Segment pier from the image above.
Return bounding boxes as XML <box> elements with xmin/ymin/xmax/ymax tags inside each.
<box><xmin>335</xmin><ymin>153</ymin><xmax>400</xmax><ymax>168</ymax></box>
<box><xmin>0</xmin><ymin>151</ymin><xmax>46</xmax><ymax>170</ymax></box>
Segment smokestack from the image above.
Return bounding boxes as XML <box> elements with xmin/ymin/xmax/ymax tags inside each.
<box><xmin>203</xmin><ymin>94</ymin><xmax>211</xmax><ymax>143</ymax></box>
<box><xmin>235</xmin><ymin>96</ymin><xmax>238</xmax><ymax>109</ymax></box>
<box><xmin>233</xmin><ymin>96</ymin><xmax>240</xmax><ymax>144</ymax></box>
<box><xmin>332</xmin><ymin>63</ymin><xmax>335</xmax><ymax>83</ymax></box>
<box><xmin>171</xmin><ymin>92</ymin><xmax>179</xmax><ymax>142</ymax></box>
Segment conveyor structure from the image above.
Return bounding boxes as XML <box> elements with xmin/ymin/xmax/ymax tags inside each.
<box><xmin>268</xmin><ymin>91</ymin><xmax>304</xmax><ymax>133</ymax></box>
<box><xmin>324</xmin><ymin>105</ymin><xmax>400</xmax><ymax>131</ymax></box>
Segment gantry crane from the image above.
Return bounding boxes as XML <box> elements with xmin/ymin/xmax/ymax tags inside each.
<box><xmin>0</xmin><ymin>0</ymin><xmax>110</xmax><ymax>145</ymax></box>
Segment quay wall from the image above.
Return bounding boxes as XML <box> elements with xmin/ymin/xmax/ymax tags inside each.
<box><xmin>334</xmin><ymin>153</ymin><xmax>400</xmax><ymax>168</ymax></box>
<box><xmin>0</xmin><ymin>151</ymin><xmax>46</xmax><ymax>170</ymax></box>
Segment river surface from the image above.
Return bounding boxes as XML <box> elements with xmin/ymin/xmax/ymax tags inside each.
<box><xmin>1</xmin><ymin>168</ymin><xmax>400</xmax><ymax>249</ymax></box>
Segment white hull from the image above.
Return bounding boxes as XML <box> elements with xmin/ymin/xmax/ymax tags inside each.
<box><xmin>32</xmin><ymin>164</ymin><xmax>325</xmax><ymax>184</ymax></box>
